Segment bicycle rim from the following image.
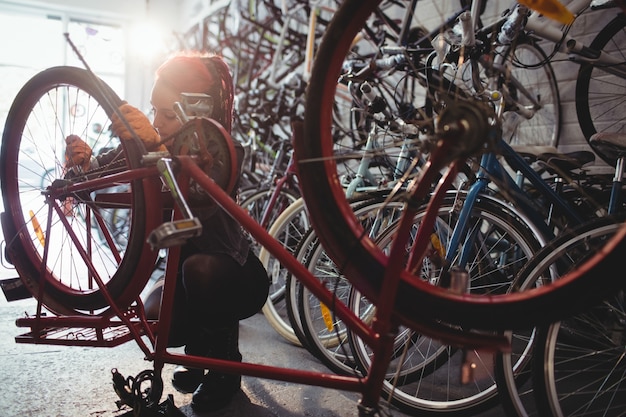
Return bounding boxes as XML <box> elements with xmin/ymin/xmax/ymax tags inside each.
<box><xmin>575</xmin><ymin>14</ymin><xmax>626</xmax><ymax>165</ymax></box>
<box><xmin>298</xmin><ymin>0</ymin><xmax>626</xmax><ymax>331</ymax></box>
<box><xmin>0</xmin><ymin>66</ymin><xmax>156</xmax><ymax>314</ymax></box>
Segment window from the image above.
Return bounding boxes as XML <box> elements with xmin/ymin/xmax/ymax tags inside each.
<box><xmin>0</xmin><ymin>6</ymin><xmax>126</xmax><ymax>138</ymax></box>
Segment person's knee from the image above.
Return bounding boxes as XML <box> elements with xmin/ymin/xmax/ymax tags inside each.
<box><xmin>182</xmin><ymin>254</ymin><xmax>209</xmax><ymax>280</ymax></box>
<box><xmin>143</xmin><ymin>275</ymin><xmax>164</xmax><ymax>320</ymax></box>
<box><xmin>182</xmin><ymin>254</ymin><xmax>214</xmax><ymax>292</ymax></box>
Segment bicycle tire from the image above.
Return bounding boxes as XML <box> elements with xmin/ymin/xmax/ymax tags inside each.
<box><xmin>239</xmin><ymin>184</ymin><xmax>301</xmax><ymax>302</ymax></box>
<box><xmin>257</xmin><ymin>197</ymin><xmax>309</xmax><ymax>346</ymax></box>
<box><xmin>509</xmin><ymin>218</ymin><xmax>625</xmax><ymax>417</ymax></box>
<box><xmin>495</xmin><ymin>216</ymin><xmax>625</xmax><ymax>417</ymax></box>
<box><xmin>297</xmin><ymin>192</ymin><xmax>406</xmax><ymax>376</ymax></box>
<box><xmin>298</xmin><ymin>0</ymin><xmax>626</xmax><ymax>331</ymax></box>
<box><xmin>0</xmin><ymin>66</ymin><xmax>157</xmax><ymax>314</ymax></box>
<box><xmin>501</xmin><ymin>37</ymin><xmax>561</xmax><ymax>147</ymax></box>
<box><xmin>347</xmin><ymin>194</ymin><xmax>542</xmax><ymax>416</ymax></box>
<box><xmin>533</xmin><ymin>293</ymin><xmax>626</xmax><ymax>417</ymax></box>
<box><xmin>575</xmin><ymin>13</ymin><xmax>626</xmax><ymax>165</ymax></box>
<box><xmin>285</xmin><ymin>225</ymin><xmax>319</xmax><ymax>350</ymax></box>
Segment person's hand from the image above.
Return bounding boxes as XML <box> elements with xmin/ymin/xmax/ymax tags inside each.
<box><xmin>111</xmin><ymin>103</ymin><xmax>167</xmax><ymax>152</ymax></box>
<box><xmin>65</xmin><ymin>134</ymin><xmax>92</xmax><ymax>172</ymax></box>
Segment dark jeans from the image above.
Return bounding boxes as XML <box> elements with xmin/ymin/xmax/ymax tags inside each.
<box><xmin>167</xmin><ymin>248</ymin><xmax>270</xmax><ymax>347</ymax></box>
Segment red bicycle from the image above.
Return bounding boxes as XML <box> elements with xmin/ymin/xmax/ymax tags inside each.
<box><xmin>1</xmin><ymin>0</ymin><xmax>624</xmax><ymax>415</ymax></box>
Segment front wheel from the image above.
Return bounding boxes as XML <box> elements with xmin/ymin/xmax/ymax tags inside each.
<box><xmin>0</xmin><ymin>66</ymin><xmax>158</xmax><ymax>315</ymax></box>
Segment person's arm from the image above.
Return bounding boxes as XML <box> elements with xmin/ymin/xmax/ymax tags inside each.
<box><xmin>65</xmin><ymin>104</ymin><xmax>166</xmax><ymax>172</ymax></box>
<box><xmin>111</xmin><ymin>103</ymin><xmax>167</xmax><ymax>152</ymax></box>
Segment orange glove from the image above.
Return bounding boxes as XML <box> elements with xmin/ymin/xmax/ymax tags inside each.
<box><xmin>65</xmin><ymin>135</ymin><xmax>92</xmax><ymax>172</ymax></box>
<box><xmin>111</xmin><ymin>103</ymin><xmax>168</xmax><ymax>152</ymax></box>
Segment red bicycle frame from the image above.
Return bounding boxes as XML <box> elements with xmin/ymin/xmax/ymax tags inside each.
<box><xmin>14</xmin><ymin>125</ymin><xmax>509</xmax><ymax>414</ymax></box>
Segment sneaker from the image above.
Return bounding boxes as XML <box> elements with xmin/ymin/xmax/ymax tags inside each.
<box><xmin>190</xmin><ymin>372</ymin><xmax>241</xmax><ymax>412</ymax></box>
<box><xmin>171</xmin><ymin>366</ymin><xmax>204</xmax><ymax>393</ymax></box>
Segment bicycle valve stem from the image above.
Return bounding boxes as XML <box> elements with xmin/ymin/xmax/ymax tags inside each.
<box><xmin>449</xmin><ymin>266</ymin><xmax>469</xmax><ymax>294</ymax></box>
<box><xmin>461</xmin><ymin>355</ymin><xmax>477</xmax><ymax>385</ymax></box>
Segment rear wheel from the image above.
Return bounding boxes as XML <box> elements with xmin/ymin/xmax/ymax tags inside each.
<box><xmin>298</xmin><ymin>0</ymin><xmax>626</xmax><ymax>330</ymax></box>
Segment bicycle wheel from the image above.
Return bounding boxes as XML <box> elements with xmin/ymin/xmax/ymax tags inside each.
<box><xmin>510</xmin><ymin>218</ymin><xmax>625</xmax><ymax>417</ymax></box>
<box><xmin>260</xmin><ymin>190</ymin><xmax>399</xmax><ymax>348</ymax></box>
<box><xmin>0</xmin><ymin>66</ymin><xmax>157</xmax><ymax>315</ymax></box>
<box><xmin>533</xmin><ymin>293</ymin><xmax>626</xmax><ymax>417</ymax></box>
<box><xmin>348</xmin><ymin>194</ymin><xmax>542</xmax><ymax>415</ymax></box>
<box><xmin>494</xmin><ymin>217</ymin><xmax>625</xmax><ymax>417</ymax></box>
<box><xmin>575</xmin><ymin>13</ymin><xmax>626</xmax><ymax>165</ymax></box>
<box><xmin>298</xmin><ymin>0</ymin><xmax>626</xmax><ymax>331</ymax></box>
<box><xmin>500</xmin><ymin>37</ymin><xmax>561</xmax><ymax>147</ymax></box>
<box><xmin>257</xmin><ymin>197</ymin><xmax>310</xmax><ymax>345</ymax></box>
<box><xmin>297</xmin><ymin>192</ymin><xmax>405</xmax><ymax>376</ymax></box>
<box><xmin>239</xmin><ymin>183</ymin><xmax>300</xmax><ymax>302</ymax></box>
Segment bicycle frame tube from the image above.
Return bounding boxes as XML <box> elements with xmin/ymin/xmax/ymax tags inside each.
<box><xmin>445</xmin><ymin>140</ymin><xmax>587</xmax><ymax>268</ymax></box>
<box><xmin>498</xmin><ymin>140</ymin><xmax>586</xmax><ymax>226</ymax></box>
<box><xmin>608</xmin><ymin>156</ymin><xmax>625</xmax><ymax>215</ymax></box>
<box><xmin>525</xmin><ymin>0</ymin><xmax>626</xmax><ymax>78</ymax></box>
<box><xmin>346</xmin><ymin>124</ymin><xmax>382</xmax><ymax>198</ymax></box>
<box><xmin>162</xmin><ymin>155</ymin><xmax>489</xmax><ymax>410</ymax></box>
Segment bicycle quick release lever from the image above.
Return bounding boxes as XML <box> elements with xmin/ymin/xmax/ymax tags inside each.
<box><xmin>147</xmin><ymin>157</ymin><xmax>202</xmax><ymax>249</ymax></box>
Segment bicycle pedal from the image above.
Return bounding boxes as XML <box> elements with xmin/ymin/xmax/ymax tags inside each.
<box><xmin>147</xmin><ymin>218</ymin><xmax>202</xmax><ymax>249</ymax></box>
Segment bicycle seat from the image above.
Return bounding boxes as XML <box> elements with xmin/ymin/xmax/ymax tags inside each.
<box><xmin>511</xmin><ymin>145</ymin><xmax>559</xmax><ymax>165</ymax></box>
<box><xmin>537</xmin><ymin>150</ymin><xmax>596</xmax><ymax>176</ymax></box>
<box><xmin>589</xmin><ymin>132</ymin><xmax>626</xmax><ymax>167</ymax></box>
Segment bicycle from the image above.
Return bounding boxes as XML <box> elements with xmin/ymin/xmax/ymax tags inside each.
<box><xmin>2</xmin><ymin>1</ymin><xmax>625</xmax><ymax>416</ymax></box>
<box><xmin>2</xmin><ymin>64</ymin><xmax>474</xmax><ymax>416</ymax></box>
<box><xmin>253</xmin><ymin>0</ymin><xmax>622</xmax><ymax>412</ymax></box>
